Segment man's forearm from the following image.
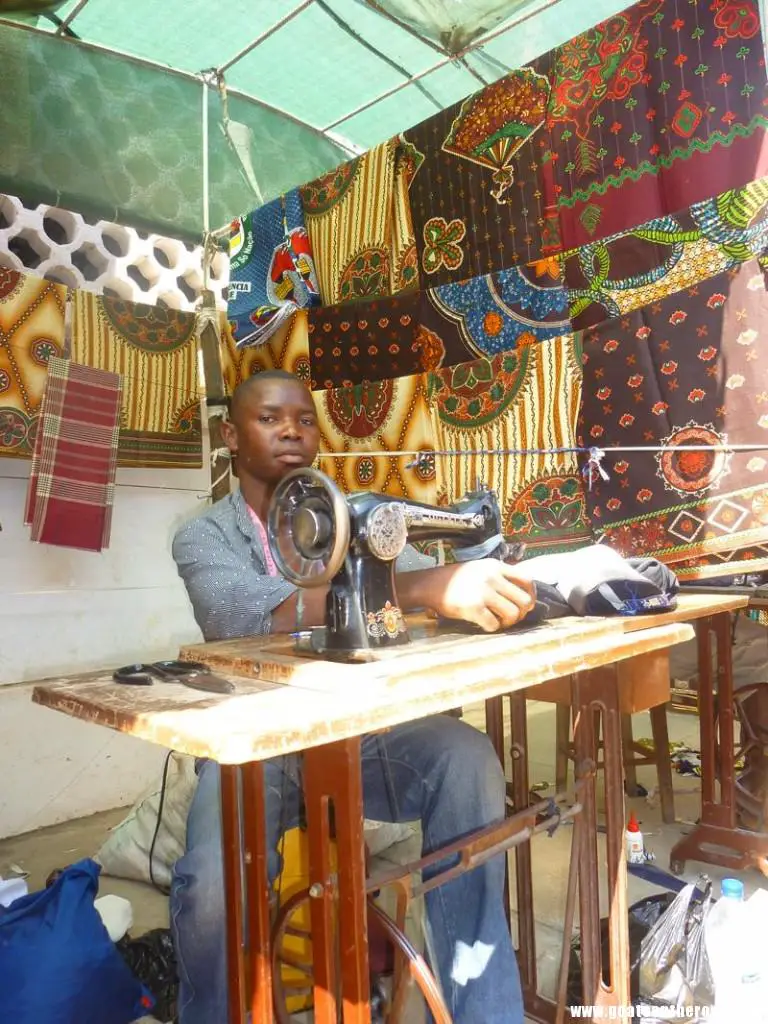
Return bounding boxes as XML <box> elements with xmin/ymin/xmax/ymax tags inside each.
<box><xmin>395</xmin><ymin>565</ymin><xmax>453</xmax><ymax>613</ymax></box>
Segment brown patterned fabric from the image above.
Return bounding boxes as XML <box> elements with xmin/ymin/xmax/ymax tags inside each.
<box><xmin>402</xmin><ymin>57</ymin><xmax>561</xmax><ymax>289</ymax></box>
<box><xmin>579</xmin><ymin>257</ymin><xmax>768</xmax><ymax>579</ymax></box>
<box><xmin>307</xmin><ymin>292</ymin><xmax>421</xmax><ymax>390</ymax></box>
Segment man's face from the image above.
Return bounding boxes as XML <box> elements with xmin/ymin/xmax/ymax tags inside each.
<box><xmin>225</xmin><ymin>377</ymin><xmax>320</xmax><ymax>483</ymax></box>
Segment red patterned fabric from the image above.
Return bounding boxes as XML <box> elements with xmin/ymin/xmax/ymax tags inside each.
<box><xmin>24</xmin><ymin>357</ymin><xmax>122</xmax><ymax>552</ymax></box>
<box><xmin>579</xmin><ymin>258</ymin><xmax>768</xmax><ymax>579</ymax></box>
<box><xmin>548</xmin><ymin>0</ymin><xmax>768</xmax><ymax>249</ymax></box>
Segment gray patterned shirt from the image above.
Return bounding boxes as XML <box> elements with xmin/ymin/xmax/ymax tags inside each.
<box><xmin>172</xmin><ymin>488</ymin><xmax>434</xmax><ymax>642</ymax></box>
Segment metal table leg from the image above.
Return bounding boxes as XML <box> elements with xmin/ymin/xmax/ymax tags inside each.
<box><xmin>303</xmin><ymin>738</ymin><xmax>371</xmax><ymax>1024</ymax></box>
<box><xmin>572</xmin><ymin>666</ymin><xmax>630</xmax><ymax>1012</ymax></box>
<box><xmin>221</xmin><ymin>762</ymin><xmax>273</xmax><ymax>1024</ymax></box>
<box><xmin>670</xmin><ymin>612</ymin><xmax>768</xmax><ymax>874</ymax></box>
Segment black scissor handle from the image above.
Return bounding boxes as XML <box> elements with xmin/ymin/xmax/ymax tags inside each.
<box><xmin>153</xmin><ymin>659</ymin><xmax>210</xmax><ymax>676</ymax></box>
<box><xmin>113</xmin><ymin>663</ymin><xmax>155</xmax><ymax>685</ymax></box>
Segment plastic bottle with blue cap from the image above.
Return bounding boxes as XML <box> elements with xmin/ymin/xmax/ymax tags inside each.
<box><xmin>705</xmin><ymin>877</ymin><xmax>768</xmax><ymax>1023</ymax></box>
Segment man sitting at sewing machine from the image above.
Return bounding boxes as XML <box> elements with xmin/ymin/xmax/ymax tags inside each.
<box><xmin>171</xmin><ymin>369</ymin><xmax>535</xmax><ymax>1024</ymax></box>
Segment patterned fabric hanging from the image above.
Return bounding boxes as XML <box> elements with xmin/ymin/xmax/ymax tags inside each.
<box><xmin>70</xmin><ymin>292</ymin><xmax>202</xmax><ymax>469</ymax></box>
<box><xmin>579</xmin><ymin>256</ymin><xmax>768</xmax><ymax>580</ymax></box>
<box><xmin>307</xmin><ymin>291</ymin><xmax>421</xmax><ymax>390</ymax></box>
<box><xmin>419</xmin><ymin>261</ymin><xmax>570</xmax><ymax>369</ymax></box>
<box><xmin>562</xmin><ymin>176</ymin><xmax>768</xmax><ymax>330</ymax></box>
<box><xmin>402</xmin><ymin>60</ymin><xmax>561</xmax><ymax>288</ymax></box>
<box><xmin>314</xmin><ymin>373</ymin><xmax>436</xmax><ymax>503</ymax></box>
<box><xmin>428</xmin><ymin>335</ymin><xmax>593</xmax><ymax>556</ymax></box>
<box><xmin>548</xmin><ymin>0</ymin><xmax>768</xmax><ymax>250</ymax></box>
<box><xmin>0</xmin><ymin>268</ymin><xmax>67</xmax><ymax>459</ymax></box>
<box><xmin>300</xmin><ymin>138</ymin><xmax>419</xmax><ymax>305</ymax></box>
<box><xmin>24</xmin><ymin>357</ymin><xmax>122</xmax><ymax>552</ymax></box>
<box><xmin>219</xmin><ymin>310</ymin><xmax>312</xmax><ymax>395</ymax></box>
<box><xmin>227</xmin><ymin>189</ymin><xmax>320</xmax><ymax>348</ymax></box>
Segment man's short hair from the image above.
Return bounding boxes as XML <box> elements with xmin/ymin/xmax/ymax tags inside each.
<box><xmin>228</xmin><ymin>369</ymin><xmax>302</xmax><ymax>419</ymax></box>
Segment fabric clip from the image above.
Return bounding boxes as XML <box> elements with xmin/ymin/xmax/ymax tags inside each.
<box><xmin>406</xmin><ymin>451</ymin><xmax>436</xmax><ymax>473</ymax></box>
<box><xmin>583</xmin><ymin>447</ymin><xmax>610</xmax><ymax>490</ymax></box>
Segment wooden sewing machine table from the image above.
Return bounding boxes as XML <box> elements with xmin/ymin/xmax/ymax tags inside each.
<box><xmin>33</xmin><ymin>612</ymin><xmax>697</xmax><ymax>1024</ymax></box>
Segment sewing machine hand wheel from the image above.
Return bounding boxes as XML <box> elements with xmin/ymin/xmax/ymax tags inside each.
<box><xmin>267</xmin><ymin>467</ymin><xmax>351</xmax><ymax>587</ymax></box>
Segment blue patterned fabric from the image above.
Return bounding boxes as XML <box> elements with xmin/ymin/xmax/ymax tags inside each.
<box><xmin>428</xmin><ymin>264</ymin><xmax>570</xmax><ymax>359</ymax></box>
<box><xmin>227</xmin><ymin>190</ymin><xmax>320</xmax><ymax>348</ymax></box>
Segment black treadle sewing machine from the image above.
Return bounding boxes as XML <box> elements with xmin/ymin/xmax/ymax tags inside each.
<box><xmin>267</xmin><ymin>467</ymin><xmax>525</xmax><ymax>659</ymax></box>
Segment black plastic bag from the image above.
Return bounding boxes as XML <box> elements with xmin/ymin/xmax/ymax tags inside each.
<box><xmin>639</xmin><ymin>877</ymin><xmax>713</xmax><ymax>1017</ymax></box>
<box><xmin>116</xmin><ymin>928</ymin><xmax>178</xmax><ymax>1023</ymax></box>
<box><xmin>567</xmin><ymin>891</ymin><xmax>677</xmax><ymax>1005</ymax></box>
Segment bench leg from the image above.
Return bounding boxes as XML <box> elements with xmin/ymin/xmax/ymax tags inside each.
<box><xmin>650</xmin><ymin>705</ymin><xmax>675</xmax><ymax>825</ymax></box>
<box><xmin>555</xmin><ymin>702</ymin><xmax>570</xmax><ymax>792</ymax></box>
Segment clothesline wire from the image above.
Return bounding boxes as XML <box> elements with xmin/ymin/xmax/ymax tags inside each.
<box><xmin>314</xmin><ymin>444</ymin><xmax>768</xmax><ymax>458</ymax></box>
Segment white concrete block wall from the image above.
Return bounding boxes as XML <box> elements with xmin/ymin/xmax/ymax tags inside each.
<box><xmin>0</xmin><ymin>192</ymin><xmax>229</xmax><ymax>310</ymax></box>
<box><xmin>0</xmin><ymin>456</ymin><xmax>209</xmax><ymax>839</ymax></box>
<box><xmin>0</xmin><ymin>197</ymin><xmax>224</xmax><ymax>839</ymax></box>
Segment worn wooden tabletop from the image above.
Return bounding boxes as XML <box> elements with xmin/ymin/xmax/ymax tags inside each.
<box><xmin>32</xmin><ymin>604</ymin><xmax>700</xmax><ymax>763</ymax></box>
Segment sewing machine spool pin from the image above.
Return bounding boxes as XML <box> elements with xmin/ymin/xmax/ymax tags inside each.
<box><xmin>268</xmin><ymin>468</ymin><xmax>508</xmax><ymax>659</ymax></box>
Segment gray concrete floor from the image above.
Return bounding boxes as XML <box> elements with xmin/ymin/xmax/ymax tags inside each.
<box><xmin>2</xmin><ymin>700</ymin><xmax>767</xmax><ymax>1023</ymax></box>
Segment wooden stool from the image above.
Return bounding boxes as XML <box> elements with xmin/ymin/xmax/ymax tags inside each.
<box><xmin>533</xmin><ymin>653</ymin><xmax>676</xmax><ymax>825</ymax></box>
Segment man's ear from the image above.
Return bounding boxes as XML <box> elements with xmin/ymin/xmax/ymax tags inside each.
<box><xmin>220</xmin><ymin>419</ymin><xmax>238</xmax><ymax>455</ymax></box>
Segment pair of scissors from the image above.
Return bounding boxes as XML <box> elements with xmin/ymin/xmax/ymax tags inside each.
<box><xmin>112</xmin><ymin>659</ymin><xmax>235</xmax><ymax>695</ymax></box>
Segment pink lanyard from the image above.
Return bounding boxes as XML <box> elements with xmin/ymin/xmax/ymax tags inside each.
<box><xmin>247</xmin><ymin>505</ymin><xmax>278</xmax><ymax>576</ymax></box>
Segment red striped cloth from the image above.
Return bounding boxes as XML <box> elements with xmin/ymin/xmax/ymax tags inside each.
<box><xmin>24</xmin><ymin>357</ymin><xmax>122</xmax><ymax>552</ymax></box>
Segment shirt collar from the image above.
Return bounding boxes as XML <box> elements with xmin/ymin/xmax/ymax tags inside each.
<box><xmin>232</xmin><ymin>487</ymin><xmax>258</xmax><ymax>543</ymax></box>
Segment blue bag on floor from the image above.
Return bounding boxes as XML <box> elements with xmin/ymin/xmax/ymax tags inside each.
<box><xmin>0</xmin><ymin>857</ymin><xmax>154</xmax><ymax>1024</ymax></box>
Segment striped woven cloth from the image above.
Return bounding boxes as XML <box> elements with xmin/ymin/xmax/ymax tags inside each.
<box><xmin>24</xmin><ymin>357</ymin><xmax>122</xmax><ymax>552</ymax></box>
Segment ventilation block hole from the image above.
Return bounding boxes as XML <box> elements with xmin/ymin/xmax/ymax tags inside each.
<box><xmin>7</xmin><ymin>231</ymin><xmax>50</xmax><ymax>269</ymax></box>
<box><xmin>71</xmin><ymin>244</ymin><xmax>109</xmax><ymax>282</ymax></box>
<box><xmin>0</xmin><ymin>196</ymin><xmax>19</xmax><ymax>230</ymax></box>
<box><xmin>126</xmin><ymin>263</ymin><xmax>153</xmax><ymax>291</ymax></box>
<box><xmin>42</xmin><ymin>208</ymin><xmax>78</xmax><ymax>245</ymax></box>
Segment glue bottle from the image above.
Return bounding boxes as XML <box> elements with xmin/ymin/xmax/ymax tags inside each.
<box><xmin>625</xmin><ymin>812</ymin><xmax>644</xmax><ymax>864</ymax></box>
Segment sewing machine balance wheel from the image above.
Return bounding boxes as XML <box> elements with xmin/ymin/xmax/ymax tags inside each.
<box><xmin>267</xmin><ymin>467</ymin><xmax>351</xmax><ymax>586</ymax></box>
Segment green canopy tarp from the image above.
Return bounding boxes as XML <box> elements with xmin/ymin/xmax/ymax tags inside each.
<box><xmin>0</xmin><ymin>0</ymin><xmax>643</xmax><ymax>240</ymax></box>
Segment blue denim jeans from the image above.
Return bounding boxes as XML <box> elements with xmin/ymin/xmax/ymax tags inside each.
<box><xmin>170</xmin><ymin>714</ymin><xmax>523</xmax><ymax>1024</ymax></box>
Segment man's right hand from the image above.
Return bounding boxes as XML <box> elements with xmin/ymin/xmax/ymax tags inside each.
<box><xmin>399</xmin><ymin>559</ymin><xmax>536</xmax><ymax>633</ymax></box>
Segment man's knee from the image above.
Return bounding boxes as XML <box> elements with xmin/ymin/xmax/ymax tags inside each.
<box><xmin>433</xmin><ymin>717</ymin><xmax>506</xmax><ymax>817</ymax></box>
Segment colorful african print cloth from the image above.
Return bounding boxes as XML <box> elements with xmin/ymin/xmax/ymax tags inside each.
<box><xmin>562</xmin><ymin>176</ymin><xmax>768</xmax><ymax>330</ymax></box>
<box><xmin>548</xmin><ymin>0</ymin><xmax>768</xmax><ymax>250</ymax></box>
<box><xmin>300</xmin><ymin>138</ymin><xmax>419</xmax><ymax>305</ymax></box>
<box><xmin>314</xmin><ymin>373</ymin><xmax>437</xmax><ymax>504</ymax></box>
<box><xmin>71</xmin><ymin>292</ymin><xmax>202</xmax><ymax>469</ymax></box>
<box><xmin>308</xmin><ymin>292</ymin><xmax>421</xmax><ymax>390</ymax></box>
<box><xmin>0</xmin><ymin>268</ymin><xmax>67</xmax><ymax>459</ymax></box>
<box><xmin>419</xmin><ymin>261</ymin><xmax>570</xmax><ymax>370</ymax></box>
<box><xmin>579</xmin><ymin>256</ymin><xmax>768</xmax><ymax>580</ymax></box>
<box><xmin>428</xmin><ymin>335</ymin><xmax>593</xmax><ymax>556</ymax></box>
<box><xmin>402</xmin><ymin>60</ymin><xmax>560</xmax><ymax>288</ymax></box>
<box><xmin>24</xmin><ymin>357</ymin><xmax>121</xmax><ymax>552</ymax></box>
<box><xmin>227</xmin><ymin>189</ymin><xmax>320</xmax><ymax>348</ymax></box>
<box><xmin>220</xmin><ymin>310</ymin><xmax>311</xmax><ymax>395</ymax></box>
